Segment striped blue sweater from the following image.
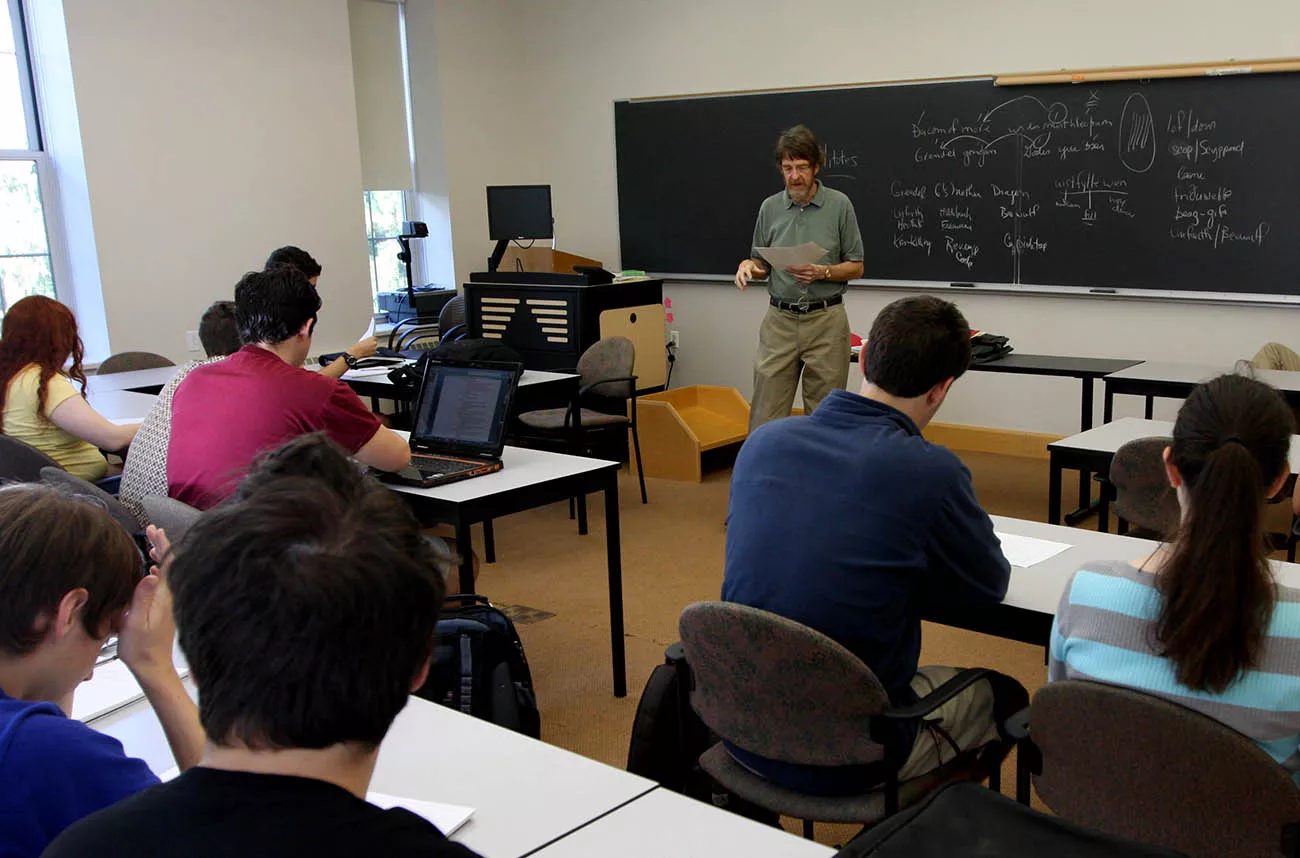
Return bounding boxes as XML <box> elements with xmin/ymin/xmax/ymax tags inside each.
<box><xmin>1049</xmin><ymin>561</ymin><xmax>1300</xmax><ymax>784</ymax></box>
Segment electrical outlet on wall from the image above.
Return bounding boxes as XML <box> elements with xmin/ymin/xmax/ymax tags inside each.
<box><xmin>669</xmin><ymin>330</ymin><xmax>680</xmax><ymax>348</ymax></box>
<box><xmin>185</xmin><ymin>330</ymin><xmax>202</xmax><ymax>352</ymax></box>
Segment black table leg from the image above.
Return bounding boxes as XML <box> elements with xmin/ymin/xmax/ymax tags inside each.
<box><xmin>1048</xmin><ymin>453</ymin><xmax>1063</xmax><ymax>526</ymax></box>
<box><xmin>1063</xmin><ymin>378</ymin><xmax>1103</xmax><ymax>526</ymax></box>
<box><xmin>1144</xmin><ymin>395</ymin><xmax>1154</xmax><ymax>419</ymax></box>
<box><xmin>577</xmin><ymin>493</ymin><xmax>589</xmax><ymax>536</ymax></box>
<box><xmin>482</xmin><ymin>519</ymin><xmax>495</xmax><ymax>564</ymax></box>
<box><xmin>605</xmin><ymin>479</ymin><xmax>627</xmax><ymax>698</ymax></box>
<box><xmin>455</xmin><ymin>521</ymin><xmax>475</xmax><ymax>595</ymax></box>
<box><xmin>1103</xmin><ymin>385</ymin><xmax>1115</xmax><ymax>423</ymax></box>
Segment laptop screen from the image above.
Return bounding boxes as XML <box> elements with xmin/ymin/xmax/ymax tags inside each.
<box><xmin>411</xmin><ymin>361</ymin><xmax>519</xmax><ymax>454</ymax></box>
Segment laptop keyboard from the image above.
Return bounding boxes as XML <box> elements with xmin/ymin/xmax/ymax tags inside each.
<box><xmin>411</xmin><ymin>454</ymin><xmax>478</xmax><ymax>477</ymax></box>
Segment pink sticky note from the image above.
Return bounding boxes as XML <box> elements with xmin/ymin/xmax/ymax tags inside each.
<box><xmin>666</xmin><ymin>312</ymin><xmax>674</xmax><ymax>323</ymax></box>
<box><xmin>664</xmin><ymin>298</ymin><xmax>672</xmax><ymax>308</ymax></box>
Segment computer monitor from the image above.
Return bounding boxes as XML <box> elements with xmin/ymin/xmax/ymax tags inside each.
<box><xmin>487</xmin><ymin>185</ymin><xmax>553</xmax><ymax>241</ymax></box>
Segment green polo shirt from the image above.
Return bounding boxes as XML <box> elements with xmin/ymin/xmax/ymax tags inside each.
<box><xmin>749</xmin><ymin>181</ymin><xmax>864</xmax><ymax>303</ymax></box>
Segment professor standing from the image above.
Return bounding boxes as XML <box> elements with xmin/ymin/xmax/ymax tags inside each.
<box><xmin>735</xmin><ymin>125</ymin><xmax>864</xmax><ymax>431</ymax></box>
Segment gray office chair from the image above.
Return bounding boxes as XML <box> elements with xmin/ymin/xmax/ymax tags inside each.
<box><xmin>96</xmin><ymin>351</ymin><xmax>175</xmax><ymax>375</ymax></box>
<box><xmin>1024</xmin><ymin>680</ymin><xmax>1300</xmax><ymax>858</ymax></box>
<box><xmin>438</xmin><ymin>294</ymin><xmax>467</xmax><ymax>343</ymax></box>
<box><xmin>517</xmin><ymin>336</ymin><xmax>647</xmax><ymax>504</ymax></box>
<box><xmin>0</xmin><ymin>434</ymin><xmax>61</xmax><ymax>482</ymax></box>
<box><xmin>1108</xmin><ymin>436</ymin><xmax>1178</xmax><ymax>538</ymax></box>
<box><xmin>40</xmin><ymin>467</ymin><xmax>140</xmax><ymax>536</ymax></box>
<box><xmin>141</xmin><ymin>495</ymin><xmax>203</xmax><ymax>543</ymax></box>
<box><xmin>679</xmin><ymin>601</ymin><xmax>1024</xmax><ymax>839</ymax></box>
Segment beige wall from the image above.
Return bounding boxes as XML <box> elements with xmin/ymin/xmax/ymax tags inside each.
<box><xmin>58</xmin><ymin>0</ymin><xmax>373</xmax><ymax>361</ymax></box>
<box><xmin>426</xmin><ymin>0</ymin><xmax>1300</xmax><ymax>433</ymax></box>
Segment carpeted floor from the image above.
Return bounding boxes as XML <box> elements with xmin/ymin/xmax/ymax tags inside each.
<box><xmin>456</xmin><ymin>447</ymin><xmax>1291</xmax><ymax>846</ymax></box>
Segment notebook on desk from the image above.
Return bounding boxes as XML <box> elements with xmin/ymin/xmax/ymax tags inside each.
<box><xmin>380</xmin><ymin>359</ymin><xmax>522</xmax><ymax>489</ymax></box>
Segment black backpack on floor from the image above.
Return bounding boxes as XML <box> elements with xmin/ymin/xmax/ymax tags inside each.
<box><xmin>416</xmin><ymin>595</ymin><xmax>541</xmax><ymax>738</ymax></box>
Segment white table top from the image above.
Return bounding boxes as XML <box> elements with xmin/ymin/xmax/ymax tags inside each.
<box><xmin>341</xmin><ymin>366</ymin><xmax>576</xmax><ymax>390</ymax></box>
<box><xmin>73</xmin><ymin>642</ymin><xmax>188</xmax><ymax>722</ymax></box>
<box><xmin>532</xmin><ymin>788</ymin><xmax>835</xmax><ymax>858</ymax></box>
<box><xmin>86</xmin><ymin>388</ymin><xmax>158</xmax><ymax>425</ymax></box>
<box><xmin>387</xmin><ymin>440</ymin><xmax>617</xmax><ymax>503</ymax></box>
<box><xmin>94</xmin><ymin>694</ymin><xmax>656</xmax><ymax>858</ymax></box>
<box><xmin>1049</xmin><ymin>417</ymin><xmax>1300</xmax><ymax>474</ymax></box>
<box><xmin>85</xmin><ymin>365</ymin><xmax>181</xmax><ymax>394</ymax></box>
<box><xmin>990</xmin><ymin>515</ymin><xmax>1300</xmax><ymax>616</ymax></box>
<box><xmin>1106</xmin><ymin>361</ymin><xmax>1300</xmax><ymax>392</ymax></box>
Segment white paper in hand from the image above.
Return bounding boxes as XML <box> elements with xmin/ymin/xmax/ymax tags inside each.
<box><xmin>362</xmin><ymin>315</ymin><xmax>377</xmax><ymax>340</ymax></box>
<box><xmin>995</xmin><ymin>532</ymin><xmax>1072</xmax><ymax>568</ymax></box>
<box><xmin>368</xmin><ymin>792</ymin><xmax>474</xmax><ymax>836</ymax></box>
<box><xmin>756</xmin><ymin>242</ymin><xmax>826</xmax><ymax>270</ymax></box>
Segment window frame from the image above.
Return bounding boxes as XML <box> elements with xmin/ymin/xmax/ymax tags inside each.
<box><xmin>5</xmin><ymin>0</ymin><xmax>41</xmax><ymax>151</ymax></box>
<box><xmin>363</xmin><ymin>188</ymin><xmax>409</xmax><ymax>303</ymax></box>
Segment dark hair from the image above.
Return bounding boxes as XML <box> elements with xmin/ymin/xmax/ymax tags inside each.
<box><xmin>232</xmin><ymin>432</ymin><xmax>368</xmax><ymax>503</ymax></box>
<box><xmin>863</xmin><ymin>296</ymin><xmax>971</xmax><ymax>398</ymax></box>
<box><xmin>265</xmin><ymin>246</ymin><xmax>322</xmax><ymax>279</ymax></box>
<box><xmin>233</xmin><ymin>266</ymin><xmax>322</xmax><ymax>346</ymax></box>
<box><xmin>1156</xmin><ymin>373</ymin><xmax>1293</xmax><ymax>692</ymax></box>
<box><xmin>198</xmin><ymin>300</ymin><xmax>241</xmax><ymax>357</ymax></box>
<box><xmin>0</xmin><ymin>296</ymin><xmax>87</xmax><ymax>432</ymax></box>
<box><xmin>170</xmin><ymin>436</ymin><xmax>449</xmax><ymax>751</ymax></box>
<box><xmin>774</xmin><ymin>124</ymin><xmax>824</xmax><ymax>170</ymax></box>
<box><xmin>0</xmin><ymin>484</ymin><xmax>139</xmax><ymax>655</ymax></box>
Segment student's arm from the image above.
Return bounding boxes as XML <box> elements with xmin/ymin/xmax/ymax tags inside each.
<box><xmin>319</xmin><ymin>335</ymin><xmax>380</xmax><ymax>380</ymax></box>
<box><xmin>925</xmin><ymin>459</ymin><xmax>1011</xmax><ymax>606</ymax></box>
<box><xmin>117</xmin><ymin>527</ymin><xmax>204</xmax><ymax>770</ymax></box>
<box><xmin>48</xmin><ymin>393</ymin><xmax>138</xmax><ymax>452</ymax></box>
<box><xmin>354</xmin><ymin>425</ymin><xmax>412</xmax><ymax>472</ymax></box>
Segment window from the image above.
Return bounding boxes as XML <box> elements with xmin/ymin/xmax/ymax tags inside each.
<box><xmin>363</xmin><ymin>189</ymin><xmax>407</xmax><ymax>301</ymax></box>
<box><xmin>0</xmin><ymin>0</ymin><xmax>55</xmax><ymax>319</ymax></box>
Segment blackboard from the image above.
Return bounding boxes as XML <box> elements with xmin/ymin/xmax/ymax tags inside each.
<box><xmin>614</xmin><ymin>74</ymin><xmax>1300</xmax><ymax>296</ymax></box>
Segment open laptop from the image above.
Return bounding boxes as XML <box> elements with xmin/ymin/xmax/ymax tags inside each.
<box><xmin>381</xmin><ymin>358</ymin><xmax>522</xmax><ymax>488</ymax></box>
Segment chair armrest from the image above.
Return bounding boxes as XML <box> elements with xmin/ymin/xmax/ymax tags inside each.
<box><xmin>1003</xmin><ymin>705</ymin><xmax>1030</xmax><ymax>740</ymax></box>
<box><xmin>878</xmin><ymin>667</ymin><xmax>995</xmax><ymax>720</ymax></box>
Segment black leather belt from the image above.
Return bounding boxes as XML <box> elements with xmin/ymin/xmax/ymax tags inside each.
<box><xmin>770</xmin><ymin>295</ymin><xmax>843</xmax><ymax>314</ymax></box>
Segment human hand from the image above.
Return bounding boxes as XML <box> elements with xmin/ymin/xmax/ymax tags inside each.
<box><xmin>349</xmin><ymin>336</ymin><xmax>379</xmax><ymax>359</ymax></box>
<box><xmin>735</xmin><ymin>259</ymin><xmax>766</xmax><ymax>290</ymax></box>
<box><xmin>118</xmin><ymin>526</ymin><xmax>178</xmax><ymax>683</ymax></box>
<box><xmin>786</xmin><ymin>263</ymin><xmax>826</xmax><ymax>284</ymax></box>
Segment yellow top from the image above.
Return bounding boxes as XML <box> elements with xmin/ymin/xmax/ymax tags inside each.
<box><xmin>3</xmin><ymin>364</ymin><xmax>107</xmax><ymax>481</ymax></box>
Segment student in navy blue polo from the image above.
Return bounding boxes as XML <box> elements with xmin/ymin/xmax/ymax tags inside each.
<box><xmin>0</xmin><ymin>485</ymin><xmax>203</xmax><ymax>857</ymax></box>
<box><xmin>723</xmin><ymin>295</ymin><xmax>1020</xmax><ymax>795</ymax></box>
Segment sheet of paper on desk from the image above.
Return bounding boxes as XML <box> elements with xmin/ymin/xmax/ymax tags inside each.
<box><xmin>367</xmin><ymin>792</ymin><xmax>474</xmax><ymax>836</ymax></box>
<box><xmin>755</xmin><ymin>242</ymin><xmax>826</xmax><ymax>270</ymax></box>
<box><xmin>344</xmin><ymin>366</ymin><xmax>398</xmax><ymax>378</ymax></box>
<box><xmin>995</xmin><ymin>532</ymin><xmax>1072</xmax><ymax>568</ymax></box>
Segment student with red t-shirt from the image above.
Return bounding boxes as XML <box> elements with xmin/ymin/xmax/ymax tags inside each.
<box><xmin>166</xmin><ymin>266</ymin><xmax>410</xmax><ymax>509</ymax></box>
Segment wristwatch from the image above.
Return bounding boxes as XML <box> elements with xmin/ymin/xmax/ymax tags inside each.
<box><xmin>821</xmin><ymin>264</ymin><xmax>832</xmax><ymax>281</ymax></box>
<box><xmin>342</xmin><ymin>352</ymin><xmax>359</xmax><ymax>369</ymax></box>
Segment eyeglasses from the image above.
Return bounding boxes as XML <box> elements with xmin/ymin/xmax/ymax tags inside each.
<box><xmin>781</xmin><ymin>162</ymin><xmax>815</xmax><ymax>176</ymax></box>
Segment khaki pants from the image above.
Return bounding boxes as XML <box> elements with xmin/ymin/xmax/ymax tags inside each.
<box><xmin>1252</xmin><ymin>342</ymin><xmax>1300</xmax><ymax>371</ymax></box>
<box><xmin>749</xmin><ymin>303</ymin><xmax>851</xmax><ymax>431</ymax></box>
<box><xmin>896</xmin><ymin>666</ymin><xmax>1000</xmax><ymax>781</ymax></box>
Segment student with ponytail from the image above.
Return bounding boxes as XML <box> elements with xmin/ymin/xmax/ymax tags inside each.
<box><xmin>1050</xmin><ymin>373</ymin><xmax>1300</xmax><ymax>783</ymax></box>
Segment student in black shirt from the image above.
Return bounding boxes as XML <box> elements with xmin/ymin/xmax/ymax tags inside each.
<box><xmin>46</xmin><ymin>435</ymin><xmax>481</xmax><ymax>858</ymax></box>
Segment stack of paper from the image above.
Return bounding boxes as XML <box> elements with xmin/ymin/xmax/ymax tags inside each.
<box><xmin>368</xmin><ymin>792</ymin><xmax>475</xmax><ymax>836</ymax></box>
<box><xmin>995</xmin><ymin>532</ymin><xmax>1072</xmax><ymax>568</ymax></box>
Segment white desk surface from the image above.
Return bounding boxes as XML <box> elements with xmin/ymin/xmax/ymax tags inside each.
<box><xmin>1049</xmin><ymin>417</ymin><xmax>1300</xmax><ymax>474</ymax></box>
<box><xmin>94</xmin><ymin>694</ymin><xmax>656</xmax><ymax>858</ymax></box>
<box><xmin>388</xmin><ymin>440</ymin><xmax>617</xmax><ymax>503</ymax></box>
<box><xmin>85</xmin><ymin>365</ymin><xmax>181</xmax><ymax>394</ymax></box>
<box><xmin>990</xmin><ymin>515</ymin><xmax>1300</xmax><ymax>616</ymax></box>
<box><xmin>86</xmin><ymin>388</ymin><xmax>158</xmax><ymax>425</ymax></box>
<box><xmin>73</xmin><ymin>642</ymin><xmax>188</xmax><ymax>723</ymax></box>
<box><xmin>1106</xmin><ymin>361</ymin><xmax>1300</xmax><ymax>392</ymax></box>
<box><xmin>342</xmin><ymin>366</ymin><xmax>576</xmax><ymax>389</ymax></box>
<box><xmin>533</xmin><ymin>788</ymin><xmax>835</xmax><ymax>858</ymax></box>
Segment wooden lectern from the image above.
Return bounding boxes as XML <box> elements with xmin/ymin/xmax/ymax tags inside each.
<box><xmin>495</xmin><ymin>246</ymin><xmax>602</xmax><ymax>275</ymax></box>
